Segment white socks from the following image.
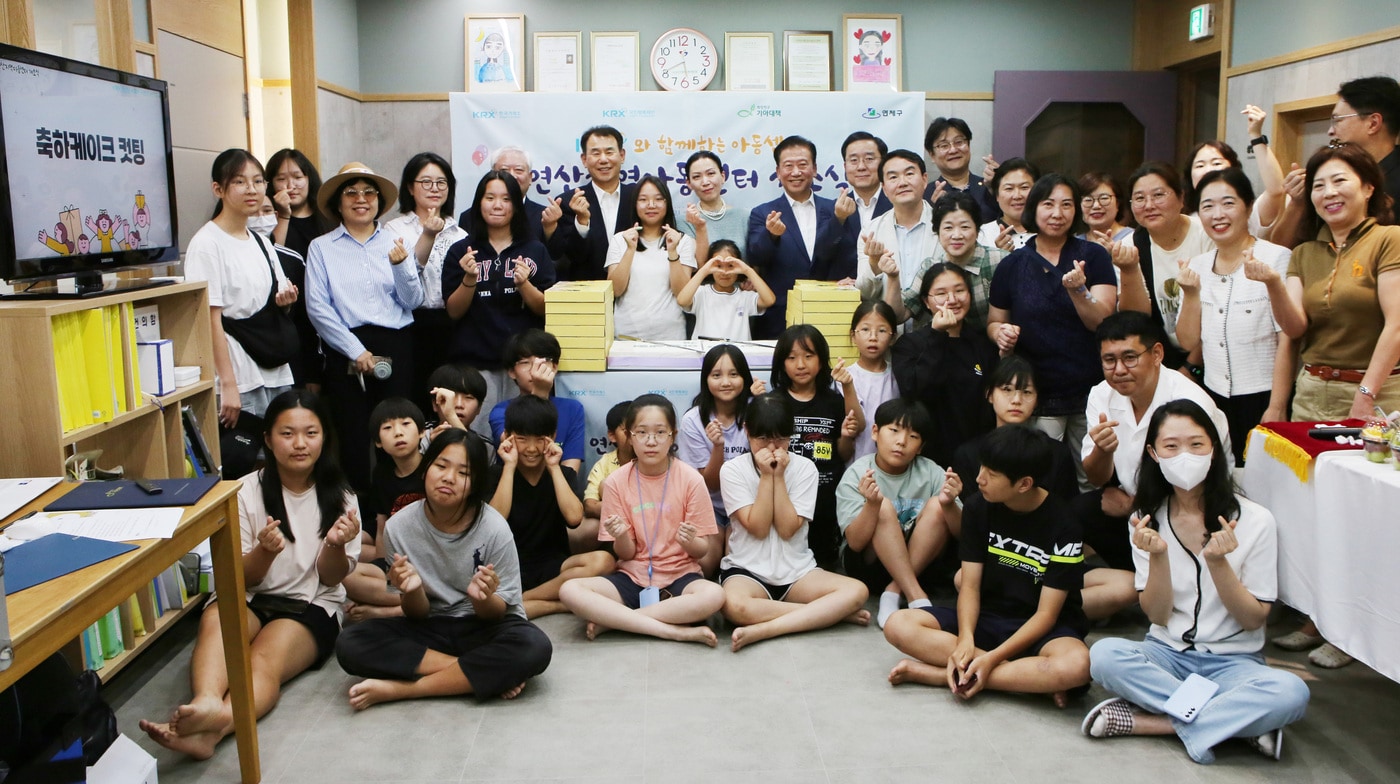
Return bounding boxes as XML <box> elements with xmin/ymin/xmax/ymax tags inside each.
<box><xmin>877</xmin><ymin>592</ymin><xmax>902</xmax><ymax>628</ymax></box>
<box><xmin>907</xmin><ymin>598</ymin><xmax>932</xmax><ymax>610</ymax></box>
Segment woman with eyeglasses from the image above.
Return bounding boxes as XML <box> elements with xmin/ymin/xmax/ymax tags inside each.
<box><xmin>305</xmin><ymin>162</ymin><xmax>424</xmax><ymax>497</ymax></box>
<box><xmin>977</xmin><ymin>158</ymin><xmax>1041</xmax><ymax>253</ymax></box>
<box><xmin>384</xmin><ymin>153</ymin><xmax>469</xmax><ymax>411</ymax></box>
<box><xmin>1078</xmin><ymin>172</ymin><xmax>1134</xmax><ymax>247</ymax></box>
<box><xmin>893</xmin><ymin>263</ymin><xmax>1001</xmax><ymax>468</ymax></box>
<box><xmin>1120</xmin><ymin>163</ymin><xmax>1215</xmax><ymax>370</ymax></box>
<box><xmin>441</xmin><ymin>171</ymin><xmax>557</xmax><ymax>428</ymax></box>
<box><xmin>606</xmin><ymin>175</ymin><xmax>697</xmax><ymax>340</ymax></box>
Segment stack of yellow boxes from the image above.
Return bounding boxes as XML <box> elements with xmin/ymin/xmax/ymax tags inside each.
<box><xmin>545</xmin><ymin>280</ymin><xmax>614</xmax><ymax>372</ymax></box>
<box><xmin>785</xmin><ymin>279</ymin><xmax>859</xmax><ymax>365</ymax></box>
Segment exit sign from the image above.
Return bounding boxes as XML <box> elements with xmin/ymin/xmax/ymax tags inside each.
<box><xmin>1189</xmin><ymin>4</ymin><xmax>1216</xmax><ymax>41</ymax></box>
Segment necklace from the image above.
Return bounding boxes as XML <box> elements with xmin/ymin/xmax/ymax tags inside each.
<box><xmin>699</xmin><ymin>201</ymin><xmax>728</xmax><ymax>221</ymax></box>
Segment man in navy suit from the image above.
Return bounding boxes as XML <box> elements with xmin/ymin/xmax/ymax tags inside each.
<box><xmin>554</xmin><ymin>125</ymin><xmax>637</xmax><ymax>281</ymax></box>
<box><xmin>921</xmin><ymin>117</ymin><xmax>1000</xmax><ymax>221</ymax></box>
<box><xmin>841</xmin><ymin>131</ymin><xmax>894</xmax><ymax>265</ymax></box>
<box><xmin>746</xmin><ymin>135</ymin><xmax>857</xmax><ymax>338</ymax></box>
<box><xmin>485</xmin><ymin>145</ymin><xmax>565</xmax><ymax>254</ymax></box>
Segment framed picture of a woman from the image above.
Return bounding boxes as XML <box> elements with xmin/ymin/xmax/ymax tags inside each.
<box><xmin>465</xmin><ymin>14</ymin><xmax>525</xmax><ymax>92</ymax></box>
<box><xmin>841</xmin><ymin>13</ymin><xmax>901</xmax><ymax>92</ymax></box>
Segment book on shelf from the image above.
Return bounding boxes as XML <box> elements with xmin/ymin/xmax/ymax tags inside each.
<box><xmin>182</xmin><ymin>404</ymin><xmax>217</xmax><ymax>476</ymax></box>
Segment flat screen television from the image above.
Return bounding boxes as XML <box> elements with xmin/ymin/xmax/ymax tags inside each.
<box><xmin>0</xmin><ymin>43</ymin><xmax>179</xmax><ymax>298</ymax></box>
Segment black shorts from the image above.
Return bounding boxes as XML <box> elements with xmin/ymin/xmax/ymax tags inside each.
<box><xmin>718</xmin><ymin>566</ymin><xmax>794</xmax><ymax>601</ymax></box>
<box><xmin>921</xmin><ymin>606</ymin><xmax>1084</xmax><ymax>658</ymax></box>
<box><xmin>245</xmin><ymin>598</ymin><xmax>340</xmax><ymax>668</ymax></box>
<box><xmin>604</xmin><ymin>571</ymin><xmax>704</xmax><ymax>609</ymax></box>
<box><xmin>520</xmin><ymin>555</ymin><xmax>568</xmax><ymax>592</ymax></box>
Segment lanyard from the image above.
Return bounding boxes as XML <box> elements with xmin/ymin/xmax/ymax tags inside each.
<box><xmin>634</xmin><ymin>459</ymin><xmax>671</xmax><ymax>586</ymax></box>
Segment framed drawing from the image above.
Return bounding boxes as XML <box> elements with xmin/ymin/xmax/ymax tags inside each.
<box><xmin>465</xmin><ymin>14</ymin><xmax>525</xmax><ymax>92</ymax></box>
<box><xmin>725</xmin><ymin>32</ymin><xmax>774</xmax><ymax>92</ymax></box>
<box><xmin>782</xmin><ymin>30</ymin><xmax>832</xmax><ymax>92</ymax></box>
<box><xmin>841</xmin><ymin>14</ymin><xmax>901</xmax><ymax>91</ymax></box>
<box><xmin>534</xmin><ymin>31</ymin><xmax>582</xmax><ymax>92</ymax></box>
<box><xmin>591</xmin><ymin>31</ymin><xmax>640</xmax><ymax>92</ymax></box>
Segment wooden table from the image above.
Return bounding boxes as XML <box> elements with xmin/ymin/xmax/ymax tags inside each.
<box><xmin>1</xmin><ymin>481</ymin><xmax>259</xmax><ymax>783</ymax></box>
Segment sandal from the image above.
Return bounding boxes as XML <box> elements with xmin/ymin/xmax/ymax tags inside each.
<box><xmin>1272</xmin><ymin>630</ymin><xmax>1324</xmax><ymax>651</ymax></box>
<box><xmin>1245</xmin><ymin>727</ymin><xmax>1284</xmax><ymax>760</ymax></box>
<box><xmin>1081</xmin><ymin>697</ymin><xmax>1136</xmax><ymax>738</ymax></box>
<box><xmin>1308</xmin><ymin>642</ymin><xmax>1354</xmax><ymax>669</ymax></box>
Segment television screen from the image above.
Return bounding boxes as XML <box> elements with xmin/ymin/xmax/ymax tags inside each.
<box><xmin>0</xmin><ymin>44</ymin><xmax>178</xmax><ymax>287</ymax></box>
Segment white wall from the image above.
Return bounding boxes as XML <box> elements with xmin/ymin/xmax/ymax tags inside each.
<box><xmin>314</xmin><ymin>0</ymin><xmax>360</xmax><ymax>90</ymax></box>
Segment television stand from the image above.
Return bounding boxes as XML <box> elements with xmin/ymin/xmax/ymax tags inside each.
<box><xmin>2</xmin><ymin>273</ymin><xmax>176</xmax><ymax>300</ymax></box>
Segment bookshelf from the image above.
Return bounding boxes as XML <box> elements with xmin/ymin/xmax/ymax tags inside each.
<box><xmin>0</xmin><ymin>282</ymin><xmax>220</xmax><ymax>478</ymax></box>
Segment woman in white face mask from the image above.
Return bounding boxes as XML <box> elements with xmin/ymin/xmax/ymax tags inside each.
<box><xmin>1082</xmin><ymin>399</ymin><xmax>1310</xmax><ymax>764</ymax></box>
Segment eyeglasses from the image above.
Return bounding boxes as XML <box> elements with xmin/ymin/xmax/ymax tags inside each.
<box><xmin>342</xmin><ymin>188</ymin><xmax>379</xmax><ymax>200</ymax></box>
<box><xmin>1130</xmin><ymin>190</ymin><xmax>1171</xmax><ymax>207</ymax></box>
<box><xmin>933</xmin><ymin>138</ymin><xmax>969</xmax><ymax>153</ymax></box>
<box><xmin>414</xmin><ymin>178</ymin><xmax>450</xmax><ymax>191</ymax></box>
<box><xmin>845</xmin><ymin>153</ymin><xmax>879</xmax><ymax>166</ymax></box>
<box><xmin>1330</xmin><ymin>113</ymin><xmax>1360</xmax><ymax>125</ymax></box>
<box><xmin>628</xmin><ymin>429</ymin><xmax>673</xmax><ymax>443</ymax></box>
<box><xmin>231</xmin><ymin>178</ymin><xmax>266</xmax><ymax>192</ymax></box>
<box><xmin>1101</xmin><ymin>351</ymin><xmax>1143</xmax><ymax>370</ymax></box>
<box><xmin>1081</xmin><ymin>194</ymin><xmax>1115</xmax><ymax>207</ymax></box>
<box><xmin>637</xmin><ymin>197</ymin><xmax>667</xmax><ymax>207</ymax></box>
<box><xmin>854</xmin><ymin>326</ymin><xmax>892</xmax><ymax>337</ymax></box>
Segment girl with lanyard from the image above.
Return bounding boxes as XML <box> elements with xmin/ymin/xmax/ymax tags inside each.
<box><xmin>680</xmin><ymin>150</ymin><xmax>748</xmax><ymax>256</ymax></box>
<box><xmin>1086</xmin><ymin>400</ymin><xmax>1309</xmax><ymax>763</ymax></box>
<box><xmin>140</xmin><ymin>390</ymin><xmax>360</xmax><ymax>759</ymax></box>
<box><xmin>559</xmin><ymin>395</ymin><xmax>726</xmax><ymax>646</ymax></box>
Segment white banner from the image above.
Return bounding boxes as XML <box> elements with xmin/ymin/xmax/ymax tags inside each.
<box><xmin>449</xmin><ymin>92</ymin><xmax>925</xmax><ymax>214</ymax></box>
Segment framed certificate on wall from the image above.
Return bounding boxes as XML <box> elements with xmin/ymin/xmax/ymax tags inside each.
<box><xmin>534</xmin><ymin>31</ymin><xmax>582</xmax><ymax>92</ymax></box>
<box><xmin>465</xmin><ymin>14</ymin><xmax>525</xmax><ymax>93</ymax></box>
<box><xmin>725</xmin><ymin>32</ymin><xmax>774</xmax><ymax>92</ymax></box>
<box><xmin>783</xmin><ymin>30</ymin><xmax>832</xmax><ymax>92</ymax></box>
<box><xmin>590</xmin><ymin>31</ymin><xmax>640</xmax><ymax>92</ymax></box>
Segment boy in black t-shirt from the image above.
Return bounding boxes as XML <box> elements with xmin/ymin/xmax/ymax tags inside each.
<box><xmin>883</xmin><ymin>424</ymin><xmax>1091</xmax><ymax>705</ymax></box>
<box><xmin>345</xmin><ymin>397</ymin><xmax>426</xmax><ymax>622</ymax></box>
<box><xmin>489</xmin><ymin>396</ymin><xmax>614</xmax><ymax>619</ymax></box>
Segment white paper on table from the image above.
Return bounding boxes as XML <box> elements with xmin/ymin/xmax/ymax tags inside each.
<box><xmin>0</xmin><ymin>476</ymin><xmax>63</xmax><ymax>520</ymax></box>
<box><xmin>17</xmin><ymin>507</ymin><xmax>184</xmax><ymax>542</ymax></box>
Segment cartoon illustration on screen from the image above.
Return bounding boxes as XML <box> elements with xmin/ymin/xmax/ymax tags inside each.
<box><xmin>132</xmin><ymin>191</ymin><xmax>150</xmax><ymax>234</ymax></box>
<box><xmin>86</xmin><ymin>210</ymin><xmax>126</xmax><ymax>253</ymax></box>
<box><xmin>38</xmin><ymin>222</ymin><xmax>74</xmax><ymax>255</ymax></box>
<box><xmin>36</xmin><ymin>205</ymin><xmax>83</xmax><ymax>256</ymax></box>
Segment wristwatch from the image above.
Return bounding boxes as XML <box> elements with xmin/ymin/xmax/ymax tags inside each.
<box><xmin>1247</xmin><ymin>135</ymin><xmax>1269</xmax><ymax>153</ymax></box>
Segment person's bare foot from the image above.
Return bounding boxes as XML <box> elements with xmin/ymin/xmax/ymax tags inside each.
<box><xmin>138</xmin><ymin>719</ymin><xmax>220</xmax><ymax>760</ymax></box>
<box><xmin>585</xmin><ymin>621</ymin><xmax>611</xmax><ymax>640</ymax></box>
<box><xmin>677</xmin><ymin>625</ymin><xmax>718</xmax><ymax>647</ymax></box>
<box><xmin>171</xmin><ymin>696</ymin><xmax>228</xmax><ymax>736</ymax></box>
<box><xmin>500</xmin><ymin>682</ymin><xmax>526</xmax><ymax>700</ymax></box>
<box><xmin>843</xmin><ymin>608</ymin><xmax>872</xmax><ymax>626</ymax></box>
<box><xmin>731</xmin><ymin>627</ymin><xmax>753</xmax><ymax>652</ymax></box>
<box><xmin>348</xmin><ymin>679</ymin><xmax>407</xmax><ymax>711</ymax></box>
<box><xmin>888</xmin><ymin>658</ymin><xmax>946</xmax><ymax>687</ymax></box>
<box><xmin>345</xmin><ymin>603</ymin><xmax>401</xmax><ymax>623</ymax></box>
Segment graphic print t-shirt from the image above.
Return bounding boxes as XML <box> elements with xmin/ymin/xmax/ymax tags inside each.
<box><xmin>958</xmin><ymin>492</ymin><xmax>1087</xmax><ymax>632</ymax></box>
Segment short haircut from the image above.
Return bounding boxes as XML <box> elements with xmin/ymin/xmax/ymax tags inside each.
<box><xmin>923</xmin><ymin>117</ymin><xmax>973</xmax><ymax>154</ymax></box>
<box><xmin>503</xmin><ymin>394</ymin><xmax>558</xmax><ymax>438</ymax></box>
<box><xmin>745</xmin><ymin>393</ymin><xmax>795</xmax><ymax>439</ymax></box>
<box><xmin>1021</xmin><ymin>173</ymin><xmax>1084</xmax><ymax>235</ymax></box>
<box><xmin>931</xmin><ymin>190</ymin><xmax>983</xmax><ymax>228</ymax></box>
<box><xmin>1194</xmin><ymin>167</ymin><xmax>1257</xmax><ymax>210</ymax></box>
<box><xmin>979</xmin><ymin>424</ymin><xmax>1053</xmax><ymax>484</ymax></box>
<box><xmin>502</xmin><ymin>328</ymin><xmax>561</xmax><ymax>365</ymax></box>
<box><xmin>580</xmin><ymin>125</ymin><xmax>624</xmax><ymax>152</ymax></box>
<box><xmin>427</xmin><ymin>362</ymin><xmax>487</xmax><ymax>401</ymax></box>
<box><xmin>1096</xmin><ymin>310</ymin><xmax>1167</xmax><ymax>350</ymax></box>
<box><xmin>773</xmin><ymin>135</ymin><xmax>817</xmax><ymax>166</ymax></box>
<box><xmin>988</xmin><ymin>157</ymin><xmax>1042</xmax><ymax>199</ymax></box>
<box><xmin>1127</xmin><ymin>161</ymin><xmax>1185</xmax><ymax>199</ymax></box>
<box><xmin>684</xmin><ymin>150</ymin><xmax>724</xmax><ymax>177</ymax></box>
<box><xmin>368</xmin><ymin>397</ymin><xmax>425</xmax><ymax>439</ymax></box>
<box><xmin>873</xmin><ymin>398</ymin><xmax>933</xmax><ymax>441</ymax></box>
<box><xmin>1338</xmin><ymin>75</ymin><xmax>1400</xmax><ymax>137</ymax></box>
<box><xmin>605</xmin><ymin>400</ymin><xmax>632</xmax><ymax>432</ymax></box>
<box><xmin>842</xmin><ymin>131</ymin><xmax>888</xmax><ymax>159</ymax></box>
<box><xmin>490</xmin><ymin>145</ymin><xmax>531</xmax><ymax>169</ymax></box>
<box><xmin>986</xmin><ymin>354</ymin><xmax>1037</xmax><ymax>393</ymax></box>
<box><xmin>1077</xmin><ymin>171</ymin><xmax>1128</xmax><ymax>225</ymax></box>
<box><xmin>397</xmin><ymin>151</ymin><xmax>457</xmax><ymax>218</ymax></box>
<box><xmin>880</xmin><ymin>148</ymin><xmax>926</xmax><ymax>178</ymax></box>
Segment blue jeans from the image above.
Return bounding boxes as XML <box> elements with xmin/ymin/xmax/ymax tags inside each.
<box><xmin>1089</xmin><ymin>636</ymin><xmax>1310</xmax><ymax>763</ymax></box>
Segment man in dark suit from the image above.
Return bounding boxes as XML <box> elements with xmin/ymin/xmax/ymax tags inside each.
<box><xmin>922</xmin><ymin>117</ymin><xmax>999</xmax><ymax>221</ymax></box>
<box><xmin>746</xmin><ymin>135</ymin><xmax>857</xmax><ymax>339</ymax></box>
<box><xmin>484</xmin><ymin>145</ymin><xmax>565</xmax><ymax>255</ymax></box>
<box><xmin>553</xmin><ymin>125</ymin><xmax>637</xmax><ymax>281</ymax></box>
<box><xmin>841</xmin><ymin>131</ymin><xmax>894</xmax><ymax>269</ymax></box>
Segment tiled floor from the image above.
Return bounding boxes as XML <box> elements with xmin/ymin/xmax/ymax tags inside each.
<box><xmin>105</xmin><ymin>606</ymin><xmax>1400</xmax><ymax>783</ymax></box>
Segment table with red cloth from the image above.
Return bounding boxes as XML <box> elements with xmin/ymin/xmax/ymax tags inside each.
<box><xmin>1242</xmin><ymin>422</ymin><xmax>1400</xmax><ymax>682</ymax></box>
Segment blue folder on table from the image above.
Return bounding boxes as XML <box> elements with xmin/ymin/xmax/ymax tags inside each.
<box><xmin>3</xmin><ymin>533</ymin><xmax>138</xmax><ymax>594</ymax></box>
<box><xmin>43</xmin><ymin>476</ymin><xmax>219</xmax><ymax>511</ymax></box>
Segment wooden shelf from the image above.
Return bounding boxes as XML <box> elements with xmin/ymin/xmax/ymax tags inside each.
<box><xmin>59</xmin><ymin>379</ymin><xmax>214</xmax><ymax>447</ymax></box>
<box><xmin>95</xmin><ymin>592</ymin><xmax>206</xmax><ymax>683</ymax></box>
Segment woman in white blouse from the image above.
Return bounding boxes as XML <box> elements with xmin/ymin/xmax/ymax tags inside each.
<box><xmin>605</xmin><ymin>175</ymin><xmax>696</xmax><ymax>340</ymax></box>
<box><xmin>1175</xmin><ymin>168</ymin><xmax>1295</xmax><ymax>465</ymax></box>
<box><xmin>383</xmin><ymin>152</ymin><xmax>468</xmax><ymax>406</ymax></box>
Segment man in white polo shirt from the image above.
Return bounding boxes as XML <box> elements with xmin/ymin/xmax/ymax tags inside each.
<box><xmin>1079</xmin><ymin>310</ymin><xmax>1229</xmax><ymax>572</ymax></box>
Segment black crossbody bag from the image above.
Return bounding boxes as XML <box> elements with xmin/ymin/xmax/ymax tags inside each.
<box><xmin>220</xmin><ymin>231</ymin><xmax>299</xmax><ymax>369</ymax></box>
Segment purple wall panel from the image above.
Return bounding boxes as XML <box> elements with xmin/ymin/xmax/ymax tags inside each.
<box><xmin>992</xmin><ymin>70</ymin><xmax>1178</xmax><ymax>163</ymax></box>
